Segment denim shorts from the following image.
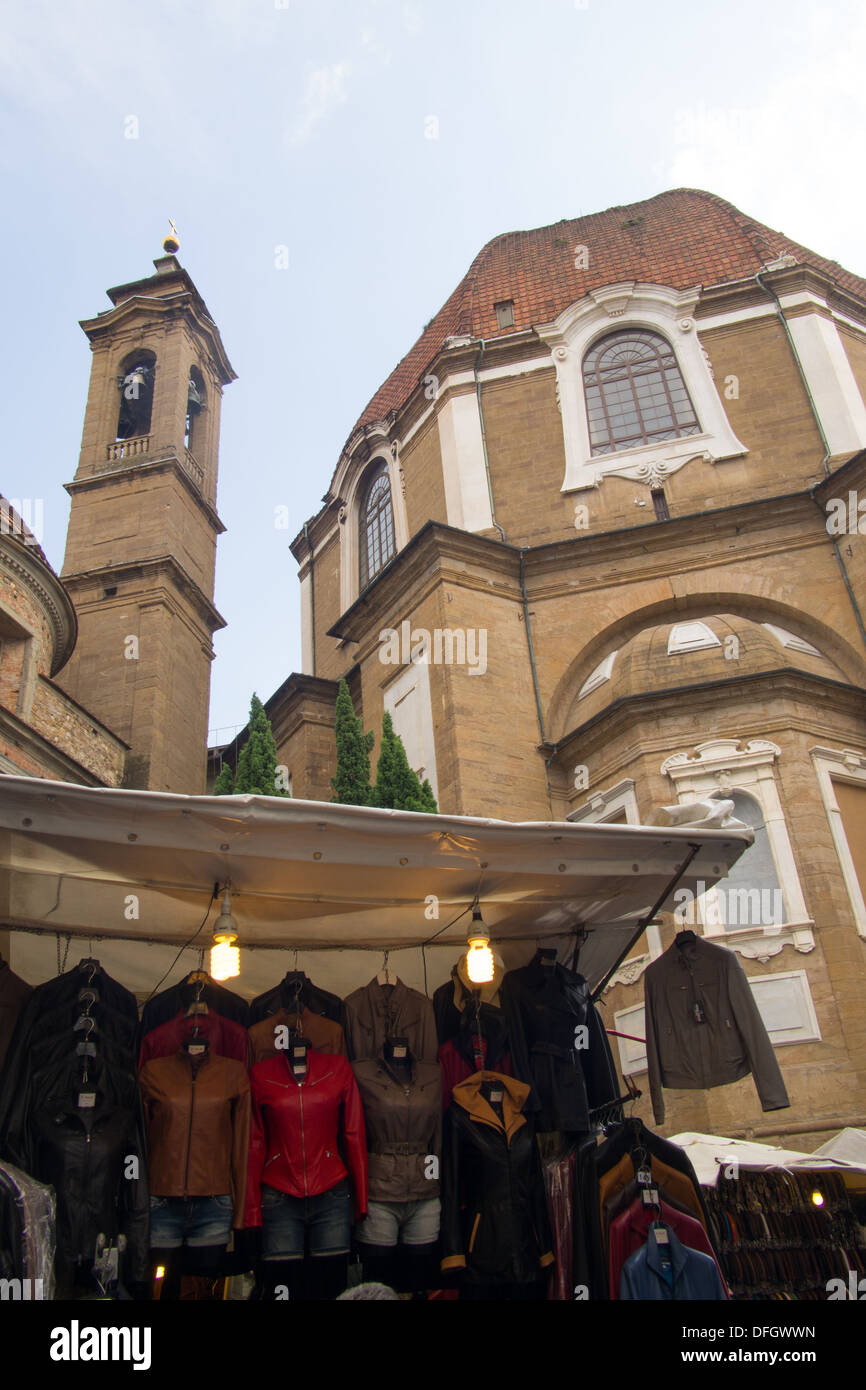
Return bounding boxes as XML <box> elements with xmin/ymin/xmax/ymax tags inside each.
<box><xmin>149</xmin><ymin>1194</ymin><xmax>233</xmax><ymax>1249</ymax></box>
<box><xmin>357</xmin><ymin>1197</ymin><xmax>441</xmax><ymax>1248</ymax></box>
<box><xmin>260</xmin><ymin>1178</ymin><xmax>351</xmax><ymax>1261</ymax></box>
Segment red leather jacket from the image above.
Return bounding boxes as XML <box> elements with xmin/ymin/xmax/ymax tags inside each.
<box><xmin>244</xmin><ymin>1050</ymin><xmax>368</xmax><ymax>1225</ymax></box>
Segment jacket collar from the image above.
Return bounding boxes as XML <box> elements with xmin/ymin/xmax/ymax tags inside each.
<box><xmin>452</xmin><ymin>1070</ymin><xmax>531</xmax><ymax>1143</ymax></box>
<box><xmin>645</xmin><ymin>1223</ymin><xmax>689</xmax><ymax>1283</ymax></box>
<box><xmin>367</xmin><ymin>977</ymin><xmax>409</xmax><ymax>1013</ymax></box>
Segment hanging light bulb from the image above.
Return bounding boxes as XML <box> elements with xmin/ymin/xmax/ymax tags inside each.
<box><xmin>811</xmin><ymin>1190</ymin><xmax>825</xmax><ymax>1207</ymax></box>
<box><xmin>210</xmin><ymin>883</ymin><xmax>240</xmax><ymax>981</ymax></box>
<box><xmin>466</xmin><ymin>904</ymin><xmax>495</xmax><ymax>985</ymax></box>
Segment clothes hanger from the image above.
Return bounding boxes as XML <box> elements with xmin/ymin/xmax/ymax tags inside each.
<box><xmin>376</xmin><ymin>951</ymin><xmax>397</xmax><ymax>987</ymax></box>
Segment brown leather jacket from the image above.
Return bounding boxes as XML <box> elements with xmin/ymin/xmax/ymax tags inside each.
<box><xmin>352</xmin><ymin>1058</ymin><xmax>442</xmax><ymax>1202</ymax></box>
<box><xmin>139</xmin><ymin>1050</ymin><xmax>251</xmax><ymax>1226</ymax></box>
<box><xmin>343</xmin><ymin>978</ymin><xmax>438</xmax><ymax>1062</ymax></box>
<box><xmin>248</xmin><ymin>1007</ymin><xmax>347</xmax><ymax>1065</ymax></box>
<box><xmin>644</xmin><ymin>936</ymin><xmax>790</xmax><ymax>1124</ymax></box>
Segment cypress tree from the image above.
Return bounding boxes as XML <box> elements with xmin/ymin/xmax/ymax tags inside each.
<box><xmin>371</xmin><ymin>711</ymin><xmax>438</xmax><ymax>813</ymax></box>
<box><xmin>212</xmin><ymin>762</ymin><xmax>235</xmax><ymax>796</ymax></box>
<box><xmin>330</xmin><ymin>678</ymin><xmax>374</xmax><ymax>805</ymax></box>
<box><xmin>233</xmin><ymin>692</ymin><xmax>290</xmax><ymax>797</ymax></box>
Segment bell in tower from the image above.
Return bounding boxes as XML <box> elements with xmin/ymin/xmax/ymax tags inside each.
<box><xmin>55</xmin><ymin>250</ymin><xmax>236</xmax><ymax>793</ymax></box>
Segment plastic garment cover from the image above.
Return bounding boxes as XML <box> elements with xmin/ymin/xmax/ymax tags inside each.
<box><xmin>0</xmin><ymin>1159</ymin><xmax>56</xmax><ymax>1299</ymax></box>
<box><xmin>542</xmin><ymin>1148</ymin><xmax>575</xmax><ymax>1301</ymax></box>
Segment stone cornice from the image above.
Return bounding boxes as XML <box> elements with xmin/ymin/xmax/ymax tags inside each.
<box><xmin>0</xmin><ymin>533</ymin><xmax>77</xmax><ymax>676</ymax></box>
<box><xmin>64</xmin><ymin>454</ymin><xmax>225</xmax><ymax>535</ymax></box>
<box><xmin>81</xmin><ymin>285</ymin><xmax>236</xmax><ymax>386</ymax></box>
<box><xmin>60</xmin><ymin>555</ymin><xmax>226</xmax><ymax>635</ymax></box>
<box><xmin>325</xmin><ymin>521</ymin><xmax>520</xmax><ymax>644</ymax></box>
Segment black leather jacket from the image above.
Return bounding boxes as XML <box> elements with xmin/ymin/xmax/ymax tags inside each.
<box><xmin>501</xmin><ymin>952</ymin><xmax>619</xmax><ymax>1132</ymax></box>
<box><xmin>440</xmin><ymin>1071</ymin><xmax>554</xmax><ymax>1286</ymax></box>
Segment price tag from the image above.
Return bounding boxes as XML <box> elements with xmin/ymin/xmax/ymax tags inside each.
<box><xmin>489</xmin><ymin>1090</ymin><xmax>503</xmax><ymax>1103</ymax></box>
<box><xmin>293</xmin><ymin>1047</ymin><xmax>307</xmax><ymax>1058</ymax></box>
<box><xmin>641</xmin><ymin>1187</ymin><xmax>659</xmax><ymax>1206</ymax></box>
<box><xmin>78</xmin><ymin>1092</ymin><xmax>96</xmax><ymax>1108</ymax></box>
<box><xmin>392</xmin><ymin>1046</ymin><xmax>407</xmax><ymax>1058</ymax></box>
<box><xmin>637</xmin><ymin>1168</ymin><xmax>653</xmax><ymax>1186</ymax></box>
<box><xmin>653</xmin><ymin>1226</ymin><xmax>670</xmax><ymax>1245</ymax></box>
<box><xmin>187</xmin><ymin>1044</ymin><xmax>206</xmax><ymax>1056</ymax></box>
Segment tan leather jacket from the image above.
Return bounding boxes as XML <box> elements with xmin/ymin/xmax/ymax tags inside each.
<box><xmin>643</xmin><ymin>936</ymin><xmax>790</xmax><ymax>1124</ymax></box>
<box><xmin>139</xmin><ymin>1050</ymin><xmax>251</xmax><ymax>1225</ymax></box>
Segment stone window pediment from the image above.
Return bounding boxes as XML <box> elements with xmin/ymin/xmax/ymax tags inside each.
<box><xmin>535</xmin><ymin>282</ymin><xmax>748</xmax><ymax>493</ymax></box>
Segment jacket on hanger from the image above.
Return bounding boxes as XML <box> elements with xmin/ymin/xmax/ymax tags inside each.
<box><xmin>619</xmin><ymin>1224</ymin><xmax>728</xmax><ymax>1300</ymax></box>
<box><xmin>343</xmin><ymin>977</ymin><xmax>437</xmax><ymax>1063</ymax></box>
<box><xmin>501</xmin><ymin>951</ymin><xmax>619</xmax><ymax>1132</ymax></box>
<box><xmin>352</xmin><ymin>1056</ymin><xmax>442</xmax><ymax>1203</ymax></box>
<box><xmin>245</xmin><ymin>1050</ymin><xmax>368</xmax><ymax>1224</ymax></box>
<box><xmin>247</xmin><ymin>1007</ymin><xmax>347</xmax><ymax>1065</ymax></box>
<box><xmin>139</xmin><ymin>1050</ymin><xmax>252</xmax><ymax>1226</ymax></box>
<box><xmin>608</xmin><ymin>1196</ymin><xmax>727</xmax><ymax>1298</ymax></box>
<box><xmin>643</xmin><ymin>936</ymin><xmax>790</xmax><ymax>1124</ymax></box>
<box><xmin>433</xmin><ymin>953</ymin><xmax>505</xmax><ymax>1045</ymax></box>
<box><xmin>437</xmin><ymin>1003</ymin><xmax>513</xmax><ymax>1109</ymax></box>
<box><xmin>248</xmin><ymin>974</ymin><xmax>343</xmax><ymax>1026</ymax></box>
<box><xmin>139</xmin><ymin>1010</ymin><xmax>250</xmax><ymax>1068</ymax></box>
<box><xmin>140</xmin><ymin>977</ymin><xmax>249</xmax><ymax>1035</ymax></box>
<box><xmin>440</xmin><ymin>1071</ymin><xmax>554</xmax><ymax>1285</ymax></box>
<box><xmin>573</xmin><ymin>1118</ymin><xmax>712</xmax><ymax>1301</ymax></box>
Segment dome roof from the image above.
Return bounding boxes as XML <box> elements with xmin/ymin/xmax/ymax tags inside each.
<box><xmin>566</xmin><ymin>613</ymin><xmax>848</xmax><ymax>728</ymax></box>
<box><xmin>348</xmin><ymin>187</ymin><xmax>866</xmax><ymax>445</ymax></box>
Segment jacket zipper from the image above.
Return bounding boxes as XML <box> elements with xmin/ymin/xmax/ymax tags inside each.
<box><xmin>183</xmin><ymin>1065</ymin><xmax>197</xmax><ymax>1198</ymax></box>
<box><xmin>298</xmin><ymin>1079</ymin><xmax>308</xmax><ymax>1196</ymax></box>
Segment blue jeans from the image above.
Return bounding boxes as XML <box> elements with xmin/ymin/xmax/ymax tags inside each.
<box><xmin>260</xmin><ymin>1178</ymin><xmax>351</xmax><ymax>1261</ymax></box>
<box><xmin>149</xmin><ymin>1194</ymin><xmax>233</xmax><ymax>1249</ymax></box>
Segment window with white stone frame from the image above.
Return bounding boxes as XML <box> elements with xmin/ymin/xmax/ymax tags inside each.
<box><xmin>535</xmin><ymin>281</ymin><xmax>747</xmax><ymax>494</ymax></box>
<box><xmin>660</xmin><ymin>738</ymin><xmax>815</xmax><ymax>961</ymax></box>
<box><xmin>811</xmin><ymin>746</ymin><xmax>866</xmax><ymax>939</ymax></box>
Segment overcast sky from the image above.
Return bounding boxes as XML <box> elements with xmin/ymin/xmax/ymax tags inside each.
<box><xmin>2</xmin><ymin>0</ymin><xmax>864</xmax><ymax>743</ymax></box>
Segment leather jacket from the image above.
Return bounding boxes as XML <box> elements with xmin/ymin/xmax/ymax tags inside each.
<box><xmin>352</xmin><ymin>1057</ymin><xmax>442</xmax><ymax>1202</ymax></box>
<box><xmin>20</xmin><ymin>1058</ymin><xmax>150</xmax><ymax>1290</ymax></box>
<box><xmin>619</xmin><ymin>1223</ymin><xmax>728</xmax><ymax>1300</ymax></box>
<box><xmin>247</xmin><ymin>1007</ymin><xmax>347</xmax><ymax>1065</ymax></box>
<box><xmin>644</xmin><ymin>936</ymin><xmax>790</xmax><ymax>1123</ymax></box>
<box><xmin>139</xmin><ymin>1050</ymin><xmax>251</xmax><ymax>1226</ymax></box>
<box><xmin>343</xmin><ymin>978</ymin><xmax>438</xmax><ymax>1063</ymax></box>
<box><xmin>245</xmin><ymin>1050</ymin><xmax>367</xmax><ymax>1224</ymax></box>
<box><xmin>440</xmin><ymin>1071</ymin><xmax>554</xmax><ymax>1285</ymax></box>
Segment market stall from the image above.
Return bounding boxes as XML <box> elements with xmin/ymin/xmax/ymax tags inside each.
<box><xmin>0</xmin><ymin>774</ymin><xmax>763</xmax><ymax>1302</ymax></box>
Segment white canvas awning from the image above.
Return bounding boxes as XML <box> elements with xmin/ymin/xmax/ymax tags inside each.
<box><xmin>0</xmin><ymin>777</ymin><xmax>754</xmax><ymax>995</ymax></box>
<box><xmin>670</xmin><ymin>1132</ymin><xmax>866</xmax><ymax>1190</ymax></box>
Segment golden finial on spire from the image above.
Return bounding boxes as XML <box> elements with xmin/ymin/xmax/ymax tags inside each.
<box><xmin>162</xmin><ymin>219</ymin><xmax>180</xmax><ymax>254</ymax></box>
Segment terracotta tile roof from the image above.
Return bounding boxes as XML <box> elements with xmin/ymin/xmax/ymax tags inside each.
<box><xmin>349</xmin><ymin>187</ymin><xmax>866</xmax><ymax>443</ymax></box>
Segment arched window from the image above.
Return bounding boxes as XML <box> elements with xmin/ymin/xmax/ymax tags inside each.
<box><xmin>582</xmin><ymin>329</ymin><xmax>701</xmax><ymax>456</ymax></box>
<box><xmin>116</xmin><ymin>350</ymin><xmax>156</xmax><ymax>440</ymax></box>
<box><xmin>185</xmin><ymin>366</ymin><xmax>206</xmax><ymax>453</ymax></box>
<box><xmin>711</xmin><ymin>791</ymin><xmax>785</xmax><ymax>931</ymax></box>
<box><xmin>359</xmin><ymin>463</ymin><xmax>396</xmax><ymax>590</ymax></box>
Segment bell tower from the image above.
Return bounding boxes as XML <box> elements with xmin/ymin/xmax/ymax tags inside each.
<box><xmin>57</xmin><ymin>253</ymin><xmax>236</xmax><ymax>792</ymax></box>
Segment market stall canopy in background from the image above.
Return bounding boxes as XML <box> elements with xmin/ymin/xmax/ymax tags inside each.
<box><xmin>0</xmin><ymin>777</ymin><xmax>754</xmax><ymax>995</ymax></box>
